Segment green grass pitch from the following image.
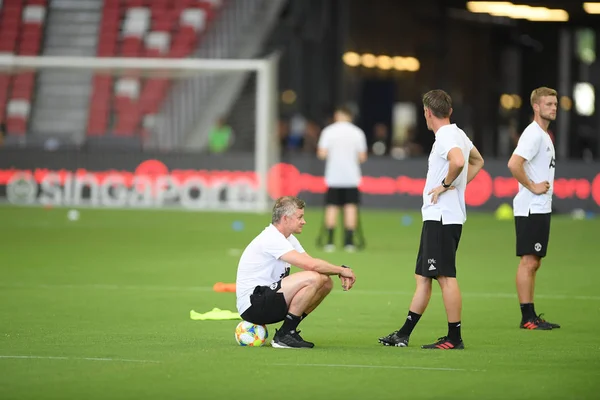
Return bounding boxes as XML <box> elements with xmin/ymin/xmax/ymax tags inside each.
<box><xmin>0</xmin><ymin>205</ymin><xmax>599</xmax><ymax>399</ymax></box>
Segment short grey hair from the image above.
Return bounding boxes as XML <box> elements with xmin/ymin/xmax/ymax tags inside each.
<box><xmin>272</xmin><ymin>196</ymin><xmax>305</xmax><ymax>224</ymax></box>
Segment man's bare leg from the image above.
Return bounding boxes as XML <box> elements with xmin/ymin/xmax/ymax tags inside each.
<box><xmin>516</xmin><ymin>255</ymin><xmax>542</xmax><ymax>325</ymax></box>
<box><xmin>303</xmin><ymin>275</ymin><xmax>334</xmax><ymax>315</ymax></box>
<box><xmin>420</xmin><ymin>276</ymin><xmax>463</xmax><ymax>347</ymax></box>
<box><xmin>379</xmin><ymin>275</ymin><xmax>432</xmax><ymax>346</ymax></box>
<box><xmin>272</xmin><ymin>272</ymin><xmax>330</xmax><ymax>348</ymax></box>
<box><xmin>343</xmin><ymin>203</ymin><xmax>358</xmax><ymax>250</ymax></box>
<box><xmin>324</xmin><ymin>205</ymin><xmax>339</xmax><ymax>251</ymax></box>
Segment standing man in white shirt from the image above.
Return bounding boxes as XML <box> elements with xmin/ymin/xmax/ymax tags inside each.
<box><xmin>379</xmin><ymin>89</ymin><xmax>484</xmax><ymax>350</ymax></box>
<box><xmin>235</xmin><ymin>196</ymin><xmax>357</xmax><ymax>349</ymax></box>
<box><xmin>317</xmin><ymin>106</ymin><xmax>368</xmax><ymax>252</ymax></box>
<box><xmin>507</xmin><ymin>87</ymin><xmax>560</xmax><ymax>331</ymax></box>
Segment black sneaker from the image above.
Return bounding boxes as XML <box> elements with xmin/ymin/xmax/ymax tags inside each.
<box><xmin>520</xmin><ymin>315</ymin><xmax>553</xmax><ymax>330</ymax></box>
<box><xmin>271</xmin><ymin>329</ymin><xmax>314</xmax><ymax>349</ymax></box>
<box><xmin>537</xmin><ymin>313</ymin><xmax>560</xmax><ymax>329</ymax></box>
<box><xmin>378</xmin><ymin>331</ymin><xmax>409</xmax><ymax>347</ymax></box>
<box><xmin>293</xmin><ymin>330</ymin><xmax>315</xmax><ymax>347</ymax></box>
<box><xmin>421</xmin><ymin>336</ymin><xmax>464</xmax><ymax>350</ymax></box>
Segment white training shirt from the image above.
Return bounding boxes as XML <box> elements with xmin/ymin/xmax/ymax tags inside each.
<box><xmin>422</xmin><ymin>124</ymin><xmax>474</xmax><ymax>225</ymax></box>
<box><xmin>512</xmin><ymin>121</ymin><xmax>556</xmax><ymax>216</ymax></box>
<box><xmin>317</xmin><ymin>121</ymin><xmax>367</xmax><ymax>188</ymax></box>
<box><xmin>235</xmin><ymin>224</ymin><xmax>305</xmax><ymax>315</ymax></box>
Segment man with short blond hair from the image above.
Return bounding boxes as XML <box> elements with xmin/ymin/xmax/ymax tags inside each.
<box><xmin>236</xmin><ymin>196</ymin><xmax>357</xmax><ymax>348</ymax></box>
<box><xmin>507</xmin><ymin>86</ymin><xmax>560</xmax><ymax>330</ymax></box>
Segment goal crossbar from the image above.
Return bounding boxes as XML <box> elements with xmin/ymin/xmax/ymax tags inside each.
<box><xmin>0</xmin><ymin>54</ymin><xmax>279</xmax><ymax>213</ymax></box>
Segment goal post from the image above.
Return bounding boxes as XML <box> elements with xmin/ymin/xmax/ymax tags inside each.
<box><xmin>0</xmin><ymin>54</ymin><xmax>280</xmax><ymax>213</ymax></box>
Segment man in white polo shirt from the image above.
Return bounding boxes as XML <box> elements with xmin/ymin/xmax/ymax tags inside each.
<box><xmin>236</xmin><ymin>196</ymin><xmax>357</xmax><ymax>349</ymax></box>
<box><xmin>379</xmin><ymin>89</ymin><xmax>484</xmax><ymax>350</ymax></box>
<box><xmin>507</xmin><ymin>86</ymin><xmax>560</xmax><ymax>331</ymax></box>
<box><xmin>317</xmin><ymin>106</ymin><xmax>368</xmax><ymax>252</ymax></box>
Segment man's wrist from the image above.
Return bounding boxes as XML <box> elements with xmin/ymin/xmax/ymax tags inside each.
<box><xmin>441</xmin><ymin>178</ymin><xmax>451</xmax><ymax>188</ymax></box>
<box><xmin>526</xmin><ymin>180</ymin><xmax>536</xmax><ymax>191</ymax></box>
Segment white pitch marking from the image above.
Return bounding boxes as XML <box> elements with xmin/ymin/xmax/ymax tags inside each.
<box><xmin>0</xmin><ymin>283</ymin><xmax>598</xmax><ymax>301</ymax></box>
<box><xmin>273</xmin><ymin>363</ymin><xmax>485</xmax><ymax>372</ymax></box>
<box><xmin>0</xmin><ymin>355</ymin><xmax>160</xmax><ymax>363</ymax></box>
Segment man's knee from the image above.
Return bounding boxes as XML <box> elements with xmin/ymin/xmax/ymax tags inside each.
<box><xmin>520</xmin><ymin>255</ymin><xmax>541</xmax><ymax>271</ymax></box>
<box><xmin>302</xmin><ymin>271</ymin><xmax>325</xmax><ymax>287</ymax></box>
<box><xmin>437</xmin><ymin>276</ymin><xmax>459</xmax><ymax>289</ymax></box>
<box><xmin>414</xmin><ymin>274</ymin><xmax>432</xmax><ymax>287</ymax></box>
<box><xmin>321</xmin><ymin>275</ymin><xmax>334</xmax><ymax>292</ymax></box>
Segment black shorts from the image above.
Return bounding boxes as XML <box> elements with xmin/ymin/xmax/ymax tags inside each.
<box><xmin>240</xmin><ymin>280</ymin><xmax>287</xmax><ymax>325</ymax></box>
<box><xmin>415</xmin><ymin>220</ymin><xmax>463</xmax><ymax>278</ymax></box>
<box><xmin>325</xmin><ymin>187</ymin><xmax>360</xmax><ymax>206</ymax></box>
<box><xmin>515</xmin><ymin>213</ymin><xmax>551</xmax><ymax>258</ymax></box>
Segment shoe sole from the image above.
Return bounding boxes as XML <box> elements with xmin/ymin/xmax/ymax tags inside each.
<box><xmin>421</xmin><ymin>347</ymin><xmax>465</xmax><ymax>350</ymax></box>
<box><xmin>520</xmin><ymin>326</ymin><xmax>553</xmax><ymax>330</ymax></box>
<box><xmin>271</xmin><ymin>341</ymin><xmax>312</xmax><ymax>349</ymax></box>
<box><xmin>378</xmin><ymin>340</ymin><xmax>408</xmax><ymax>347</ymax></box>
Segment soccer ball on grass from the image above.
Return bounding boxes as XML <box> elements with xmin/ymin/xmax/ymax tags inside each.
<box><xmin>235</xmin><ymin>321</ymin><xmax>268</xmax><ymax>347</ymax></box>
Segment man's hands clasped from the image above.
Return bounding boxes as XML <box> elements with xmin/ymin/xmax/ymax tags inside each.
<box><xmin>339</xmin><ymin>265</ymin><xmax>356</xmax><ymax>291</ymax></box>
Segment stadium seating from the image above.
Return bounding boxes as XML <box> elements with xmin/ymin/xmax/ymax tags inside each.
<box><xmin>0</xmin><ymin>0</ymin><xmax>47</xmax><ymax>135</ymax></box>
<box><xmin>87</xmin><ymin>0</ymin><xmax>222</xmax><ymax>137</ymax></box>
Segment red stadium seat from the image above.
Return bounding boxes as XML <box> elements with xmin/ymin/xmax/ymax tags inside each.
<box><xmin>87</xmin><ymin>0</ymin><xmax>223</xmax><ymax>137</ymax></box>
<box><xmin>0</xmin><ymin>1</ymin><xmax>46</xmax><ymax>134</ymax></box>
<box><xmin>6</xmin><ymin>116</ymin><xmax>27</xmax><ymax>135</ymax></box>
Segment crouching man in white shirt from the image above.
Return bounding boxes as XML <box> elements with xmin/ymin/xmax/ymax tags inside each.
<box><xmin>236</xmin><ymin>196</ymin><xmax>357</xmax><ymax>349</ymax></box>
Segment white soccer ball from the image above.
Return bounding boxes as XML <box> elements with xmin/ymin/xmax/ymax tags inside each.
<box><xmin>67</xmin><ymin>209</ymin><xmax>80</xmax><ymax>221</ymax></box>
<box><xmin>571</xmin><ymin>208</ymin><xmax>586</xmax><ymax>220</ymax></box>
<box><xmin>235</xmin><ymin>321</ymin><xmax>268</xmax><ymax>347</ymax></box>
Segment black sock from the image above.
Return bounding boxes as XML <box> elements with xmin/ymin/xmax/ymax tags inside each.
<box><xmin>520</xmin><ymin>303</ymin><xmax>535</xmax><ymax>321</ymax></box>
<box><xmin>344</xmin><ymin>229</ymin><xmax>354</xmax><ymax>246</ymax></box>
<box><xmin>279</xmin><ymin>313</ymin><xmax>302</xmax><ymax>334</ymax></box>
<box><xmin>397</xmin><ymin>311</ymin><xmax>422</xmax><ymax>336</ymax></box>
<box><xmin>448</xmin><ymin>321</ymin><xmax>462</xmax><ymax>342</ymax></box>
<box><xmin>301</xmin><ymin>312</ymin><xmax>308</xmax><ymax>320</ymax></box>
<box><xmin>327</xmin><ymin>229</ymin><xmax>334</xmax><ymax>245</ymax></box>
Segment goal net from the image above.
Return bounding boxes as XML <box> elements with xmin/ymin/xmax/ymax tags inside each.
<box><xmin>0</xmin><ymin>54</ymin><xmax>280</xmax><ymax>212</ymax></box>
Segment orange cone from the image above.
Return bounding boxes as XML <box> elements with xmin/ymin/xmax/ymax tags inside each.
<box><xmin>213</xmin><ymin>282</ymin><xmax>236</xmax><ymax>292</ymax></box>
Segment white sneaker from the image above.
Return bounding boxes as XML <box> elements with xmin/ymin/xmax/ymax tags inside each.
<box><xmin>323</xmin><ymin>244</ymin><xmax>336</xmax><ymax>253</ymax></box>
<box><xmin>344</xmin><ymin>245</ymin><xmax>356</xmax><ymax>253</ymax></box>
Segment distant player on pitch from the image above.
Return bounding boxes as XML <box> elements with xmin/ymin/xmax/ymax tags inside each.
<box><xmin>317</xmin><ymin>106</ymin><xmax>368</xmax><ymax>252</ymax></box>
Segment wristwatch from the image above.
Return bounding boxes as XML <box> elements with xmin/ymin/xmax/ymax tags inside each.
<box><xmin>441</xmin><ymin>178</ymin><xmax>451</xmax><ymax>188</ymax></box>
<box><xmin>340</xmin><ymin>265</ymin><xmax>349</xmax><ymax>276</ymax></box>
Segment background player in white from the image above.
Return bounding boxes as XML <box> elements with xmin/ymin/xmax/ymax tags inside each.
<box><xmin>379</xmin><ymin>89</ymin><xmax>484</xmax><ymax>350</ymax></box>
<box><xmin>317</xmin><ymin>106</ymin><xmax>368</xmax><ymax>252</ymax></box>
<box><xmin>507</xmin><ymin>87</ymin><xmax>560</xmax><ymax>330</ymax></box>
<box><xmin>236</xmin><ymin>196</ymin><xmax>357</xmax><ymax>349</ymax></box>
